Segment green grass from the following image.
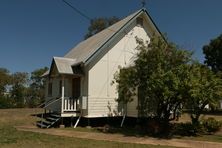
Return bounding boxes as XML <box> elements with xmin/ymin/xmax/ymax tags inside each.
<box><xmin>0</xmin><ymin>108</ymin><xmax>174</xmax><ymax>148</ymax></box>
<box><xmin>0</xmin><ymin>125</ymin><xmax>173</xmax><ymax>148</ymax></box>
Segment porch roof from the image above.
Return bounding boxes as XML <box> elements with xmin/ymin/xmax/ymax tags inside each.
<box><xmin>43</xmin><ymin>57</ymin><xmax>83</xmax><ymax>77</ymax></box>
<box><xmin>54</xmin><ymin>57</ymin><xmax>78</xmax><ymax>74</ymax></box>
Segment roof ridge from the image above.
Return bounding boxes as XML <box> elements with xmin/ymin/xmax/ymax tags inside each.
<box><xmin>67</xmin><ymin>9</ymin><xmax>144</xmax><ymax>48</ymax></box>
<box><xmin>64</xmin><ymin>9</ymin><xmax>144</xmax><ymax>63</ymax></box>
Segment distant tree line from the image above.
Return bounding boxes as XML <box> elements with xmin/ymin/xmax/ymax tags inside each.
<box><xmin>0</xmin><ymin>67</ymin><xmax>48</xmax><ymax>108</ymax></box>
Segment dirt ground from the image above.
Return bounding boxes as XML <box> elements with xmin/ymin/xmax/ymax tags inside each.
<box><xmin>16</xmin><ymin>125</ymin><xmax>222</xmax><ymax>148</ymax></box>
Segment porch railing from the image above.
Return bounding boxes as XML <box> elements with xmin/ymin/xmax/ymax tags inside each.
<box><xmin>62</xmin><ymin>97</ymin><xmax>79</xmax><ymax>112</ymax></box>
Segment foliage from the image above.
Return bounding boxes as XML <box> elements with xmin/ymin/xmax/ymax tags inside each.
<box><xmin>113</xmin><ymin>37</ymin><xmax>192</xmax><ymax>126</ymax></box>
<box><xmin>185</xmin><ymin>64</ymin><xmax>222</xmax><ymax>125</ymax></box>
<box><xmin>174</xmin><ymin>117</ymin><xmax>222</xmax><ymax>136</ymax></box>
<box><xmin>27</xmin><ymin>67</ymin><xmax>48</xmax><ymax>107</ymax></box>
<box><xmin>84</xmin><ymin>16</ymin><xmax>120</xmax><ymax>39</ymax></box>
<box><xmin>114</xmin><ymin>35</ymin><xmax>222</xmax><ymax>133</ymax></box>
<box><xmin>203</xmin><ymin>34</ymin><xmax>222</xmax><ymax>73</ymax></box>
<box><xmin>113</xmin><ymin>67</ymin><xmax>137</xmax><ymax>104</ymax></box>
<box><xmin>202</xmin><ymin>117</ymin><xmax>222</xmax><ymax>133</ymax></box>
<box><xmin>0</xmin><ymin>67</ymin><xmax>48</xmax><ymax>108</ymax></box>
<box><xmin>10</xmin><ymin>72</ymin><xmax>29</xmax><ymax>108</ymax></box>
<box><xmin>0</xmin><ymin>96</ymin><xmax>12</xmax><ymax>109</ymax></box>
<box><xmin>30</xmin><ymin>67</ymin><xmax>48</xmax><ymax>89</ymax></box>
<box><xmin>173</xmin><ymin>122</ymin><xmax>205</xmax><ymax>136</ymax></box>
<box><xmin>0</xmin><ymin>68</ymin><xmax>11</xmax><ymax>96</ymax></box>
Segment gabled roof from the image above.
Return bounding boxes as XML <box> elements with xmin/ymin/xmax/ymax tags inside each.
<box><xmin>64</xmin><ymin>8</ymin><xmax>162</xmax><ymax>64</ymax></box>
<box><xmin>53</xmin><ymin>57</ymin><xmax>78</xmax><ymax>75</ymax></box>
<box><xmin>43</xmin><ymin>57</ymin><xmax>82</xmax><ymax>77</ymax></box>
<box><xmin>45</xmin><ymin>8</ymin><xmax>163</xmax><ymax>76</ymax></box>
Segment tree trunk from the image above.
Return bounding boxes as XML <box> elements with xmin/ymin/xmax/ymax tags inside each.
<box><xmin>191</xmin><ymin>114</ymin><xmax>200</xmax><ymax>125</ymax></box>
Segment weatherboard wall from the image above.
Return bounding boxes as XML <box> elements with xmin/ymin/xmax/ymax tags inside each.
<box><xmin>87</xmin><ymin>19</ymin><xmax>150</xmax><ymax>117</ymax></box>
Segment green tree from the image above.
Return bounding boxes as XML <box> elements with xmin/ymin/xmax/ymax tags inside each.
<box><xmin>84</xmin><ymin>16</ymin><xmax>120</xmax><ymax>39</ymax></box>
<box><xmin>203</xmin><ymin>34</ymin><xmax>222</xmax><ymax>73</ymax></box>
<box><xmin>113</xmin><ymin>37</ymin><xmax>192</xmax><ymax>128</ymax></box>
<box><xmin>30</xmin><ymin>67</ymin><xmax>48</xmax><ymax>89</ymax></box>
<box><xmin>26</xmin><ymin>67</ymin><xmax>48</xmax><ymax>107</ymax></box>
<box><xmin>11</xmin><ymin>72</ymin><xmax>28</xmax><ymax>108</ymax></box>
<box><xmin>0</xmin><ymin>68</ymin><xmax>13</xmax><ymax>108</ymax></box>
<box><xmin>185</xmin><ymin>64</ymin><xmax>222</xmax><ymax>125</ymax></box>
<box><xmin>0</xmin><ymin>68</ymin><xmax>11</xmax><ymax>96</ymax></box>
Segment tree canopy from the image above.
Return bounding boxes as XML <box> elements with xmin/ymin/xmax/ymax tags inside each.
<box><xmin>27</xmin><ymin>67</ymin><xmax>48</xmax><ymax>107</ymax></box>
<box><xmin>10</xmin><ymin>72</ymin><xmax>29</xmax><ymax>108</ymax></box>
<box><xmin>185</xmin><ymin>64</ymin><xmax>222</xmax><ymax>124</ymax></box>
<box><xmin>84</xmin><ymin>16</ymin><xmax>120</xmax><ymax>39</ymax></box>
<box><xmin>0</xmin><ymin>67</ymin><xmax>48</xmax><ymax>108</ymax></box>
<box><xmin>114</xmin><ymin>37</ymin><xmax>192</xmax><ymax>125</ymax></box>
<box><xmin>0</xmin><ymin>68</ymin><xmax>11</xmax><ymax>96</ymax></box>
<box><xmin>203</xmin><ymin>34</ymin><xmax>222</xmax><ymax>73</ymax></box>
<box><xmin>113</xmin><ymin>36</ymin><xmax>222</xmax><ymax>131</ymax></box>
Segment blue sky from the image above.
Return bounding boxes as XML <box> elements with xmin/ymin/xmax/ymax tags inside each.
<box><xmin>0</xmin><ymin>0</ymin><xmax>222</xmax><ymax>73</ymax></box>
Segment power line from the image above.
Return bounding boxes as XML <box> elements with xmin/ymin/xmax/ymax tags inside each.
<box><xmin>62</xmin><ymin>0</ymin><xmax>130</xmax><ymax>34</ymax></box>
<box><xmin>62</xmin><ymin>0</ymin><xmax>119</xmax><ymax>33</ymax></box>
<box><xmin>62</xmin><ymin>0</ymin><xmax>92</xmax><ymax>21</ymax></box>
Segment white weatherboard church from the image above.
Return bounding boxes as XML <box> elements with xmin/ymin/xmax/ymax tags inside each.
<box><xmin>40</xmin><ymin>9</ymin><xmax>163</xmax><ymax>128</ymax></box>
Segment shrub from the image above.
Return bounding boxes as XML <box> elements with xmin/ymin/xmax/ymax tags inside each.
<box><xmin>202</xmin><ymin>117</ymin><xmax>222</xmax><ymax>133</ymax></box>
<box><xmin>173</xmin><ymin>122</ymin><xmax>205</xmax><ymax>136</ymax></box>
<box><xmin>0</xmin><ymin>97</ymin><xmax>13</xmax><ymax>109</ymax></box>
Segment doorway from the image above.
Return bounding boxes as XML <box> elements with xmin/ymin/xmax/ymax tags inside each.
<box><xmin>72</xmin><ymin>77</ymin><xmax>81</xmax><ymax>98</ymax></box>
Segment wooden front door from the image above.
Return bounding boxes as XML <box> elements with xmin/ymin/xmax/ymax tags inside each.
<box><xmin>72</xmin><ymin>77</ymin><xmax>80</xmax><ymax>98</ymax></box>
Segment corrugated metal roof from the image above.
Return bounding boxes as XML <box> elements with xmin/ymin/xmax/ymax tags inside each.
<box><xmin>64</xmin><ymin>9</ymin><xmax>143</xmax><ymax>63</ymax></box>
<box><xmin>46</xmin><ymin>8</ymin><xmax>163</xmax><ymax>76</ymax></box>
<box><xmin>42</xmin><ymin>57</ymin><xmax>83</xmax><ymax>76</ymax></box>
<box><xmin>53</xmin><ymin>57</ymin><xmax>77</xmax><ymax>74</ymax></box>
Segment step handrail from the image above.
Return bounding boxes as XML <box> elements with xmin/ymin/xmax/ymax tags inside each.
<box><xmin>39</xmin><ymin>97</ymin><xmax>61</xmax><ymax>128</ymax></box>
<box><xmin>44</xmin><ymin>97</ymin><xmax>62</xmax><ymax>108</ymax></box>
<box><xmin>36</xmin><ymin>97</ymin><xmax>61</xmax><ymax>108</ymax></box>
<box><xmin>37</xmin><ymin>96</ymin><xmax>81</xmax><ymax>128</ymax></box>
<box><xmin>36</xmin><ymin>97</ymin><xmax>57</xmax><ymax>108</ymax></box>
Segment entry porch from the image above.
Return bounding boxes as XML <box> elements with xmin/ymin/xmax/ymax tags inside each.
<box><xmin>45</xmin><ymin>75</ymin><xmax>82</xmax><ymax>117</ymax></box>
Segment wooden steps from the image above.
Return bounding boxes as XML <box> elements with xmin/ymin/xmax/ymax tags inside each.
<box><xmin>37</xmin><ymin>113</ymin><xmax>61</xmax><ymax>128</ymax></box>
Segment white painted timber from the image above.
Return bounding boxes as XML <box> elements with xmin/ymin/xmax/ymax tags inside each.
<box><xmin>82</xmin><ymin>96</ymin><xmax>87</xmax><ymax>109</ymax></box>
<box><xmin>45</xmin><ymin>77</ymin><xmax>76</xmax><ymax>113</ymax></box>
<box><xmin>88</xmin><ymin>22</ymin><xmax>150</xmax><ymax>117</ymax></box>
<box><xmin>61</xmin><ymin>77</ymin><xmax>65</xmax><ymax>113</ymax></box>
